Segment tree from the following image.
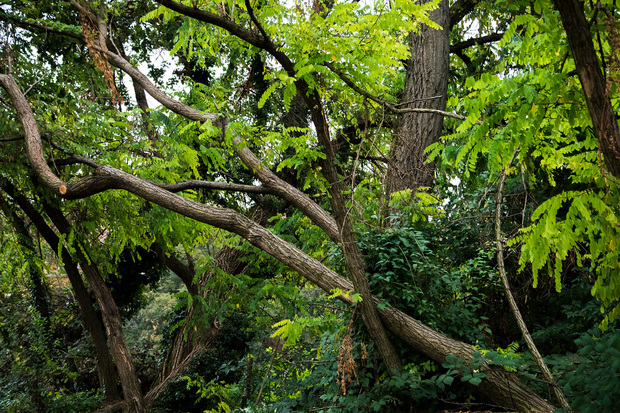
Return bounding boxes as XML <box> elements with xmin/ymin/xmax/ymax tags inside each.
<box><xmin>386</xmin><ymin>0</ymin><xmax>449</xmax><ymax>198</ymax></box>
<box><xmin>1</xmin><ymin>0</ymin><xmax>618</xmax><ymax>411</ymax></box>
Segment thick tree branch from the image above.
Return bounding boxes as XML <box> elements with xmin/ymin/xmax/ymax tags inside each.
<box><xmin>103</xmin><ymin>47</ymin><xmax>341</xmax><ymax>241</ymax></box>
<box><xmin>450</xmin><ymin>33</ymin><xmax>504</xmax><ymax>54</ymax></box>
<box><xmin>0</xmin><ymin>71</ymin><xmax>555</xmax><ymax>412</ymax></box>
<box><xmin>1</xmin><ymin>10</ymin><xmax>558</xmax><ymax>407</ymax></box>
<box><xmin>554</xmin><ymin>0</ymin><xmax>620</xmax><ymax>180</ymax></box>
<box><xmin>99</xmin><ymin>48</ymin><xmax>341</xmax><ymax>239</ymax></box>
<box><xmin>44</xmin><ymin>202</ymin><xmax>146</xmax><ymax>413</ymax></box>
<box><xmin>449</xmin><ymin>0</ymin><xmax>480</xmax><ymax>29</ymax></box>
<box><xmin>324</xmin><ymin>62</ymin><xmax>476</xmax><ymax>123</ymax></box>
<box><xmin>0</xmin><ymin>75</ymin><xmax>66</xmax><ymax>194</ymax></box>
<box><xmin>0</xmin><ymin>180</ymin><xmax>121</xmax><ymax>402</ymax></box>
<box><xmin>102</xmin><ymin>50</ymin><xmax>220</xmax><ymax>125</ymax></box>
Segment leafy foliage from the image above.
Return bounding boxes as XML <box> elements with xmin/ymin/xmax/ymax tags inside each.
<box><xmin>360</xmin><ymin>224</ymin><xmax>497</xmax><ymax>344</ymax></box>
<box><xmin>1</xmin><ymin>0</ymin><xmax>619</xmax><ymax>411</ymax></box>
<box><xmin>555</xmin><ymin>327</ymin><xmax>620</xmax><ymax>412</ymax></box>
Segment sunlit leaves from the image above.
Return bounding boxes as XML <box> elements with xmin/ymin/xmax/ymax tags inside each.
<box><xmin>432</xmin><ymin>0</ymin><xmax>620</xmax><ymax>329</ymax></box>
<box><xmin>258</xmin><ymin>0</ymin><xmax>440</xmax><ymax>100</ymax></box>
<box><xmin>512</xmin><ymin>189</ymin><xmax>620</xmax><ymax>321</ymax></box>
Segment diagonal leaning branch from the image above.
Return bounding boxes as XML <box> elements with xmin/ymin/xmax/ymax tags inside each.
<box><xmin>0</xmin><ymin>71</ymin><xmax>349</xmax><ymax>296</ymax></box>
<box><xmin>1</xmin><ymin>67</ymin><xmax>555</xmax><ymax>413</ymax></box>
<box><xmin>101</xmin><ymin>49</ymin><xmax>342</xmax><ymax>242</ymax></box>
<box><xmin>158</xmin><ymin>0</ymin><xmax>404</xmax><ymax>373</ymax></box>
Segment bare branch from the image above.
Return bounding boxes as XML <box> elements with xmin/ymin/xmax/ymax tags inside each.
<box><xmin>449</xmin><ymin>0</ymin><xmax>480</xmax><ymax>29</ymax></box>
<box><xmin>56</xmin><ymin>154</ymin><xmax>274</xmax><ymax>194</ymax></box>
<box><xmin>324</xmin><ymin>62</ymin><xmax>478</xmax><ymax>124</ymax></box>
<box><xmin>555</xmin><ymin>0</ymin><xmax>620</xmax><ymax>179</ymax></box>
<box><xmin>0</xmin><ymin>136</ymin><xmax>23</xmax><ymax>142</ymax></box>
<box><xmin>450</xmin><ymin>33</ymin><xmax>504</xmax><ymax>54</ymax></box>
<box><xmin>102</xmin><ymin>50</ymin><xmax>220</xmax><ymax>125</ymax></box>
<box><xmin>156</xmin><ymin>179</ymin><xmax>273</xmax><ymax>194</ymax></box>
<box><xmin>244</xmin><ymin>0</ymin><xmax>272</xmax><ymax>47</ymax></box>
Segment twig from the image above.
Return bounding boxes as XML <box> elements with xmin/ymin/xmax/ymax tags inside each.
<box><xmin>324</xmin><ymin>62</ymin><xmax>481</xmax><ymax>124</ymax></box>
<box><xmin>254</xmin><ymin>346</ymin><xmax>278</xmax><ymax>405</ymax></box>
<box><xmin>0</xmin><ymin>136</ymin><xmax>23</xmax><ymax>142</ymax></box>
<box><xmin>23</xmin><ymin>77</ymin><xmax>44</xmax><ymax>96</ymax></box>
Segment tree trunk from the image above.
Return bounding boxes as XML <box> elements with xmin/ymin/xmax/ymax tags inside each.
<box><xmin>1</xmin><ymin>184</ymin><xmax>121</xmax><ymax>402</ymax></box>
<box><xmin>555</xmin><ymin>0</ymin><xmax>620</xmax><ymax>180</ymax></box>
<box><xmin>1</xmin><ymin>54</ymin><xmax>555</xmax><ymax>412</ymax></box>
<box><xmin>44</xmin><ymin>205</ymin><xmax>146</xmax><ymax>413</ymax></box>
<box><xmin>304</xmin><ymin>86</ymin><xmax>403</xmax><ymax>374</ymax></box>
<box><xmin>92</xmin><ymin>165</ymin><xmax>554</xmax><ymax>411</ymax></box>
<box><xmin>0</xmin><ymin>194</ymin><xmax>52</xmax><ymax>329</ymax></box>
<box><xmin>386</xmin><ymin>0</ymin><xmax>450</xmax><ymax>199</ymax></box>
<box><xmin>379</xmin><ymin>304</ymin><xmax>555</xmax><ymax>412</ymax></box>
<box><xmin>151</xmin><ymin>244</ymin><xmax>246</xmax><ymax>393</ymax></box>
<box><xmin>153</xmin><ymin>0</ymin><xmax>403</xmax><ymax>374</ymax></box>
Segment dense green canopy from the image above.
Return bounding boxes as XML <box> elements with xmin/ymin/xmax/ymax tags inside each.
<box><xmin>0</xmin><ymin>0</ymin><xmax>618</xmax><ymax>412</ymax></box>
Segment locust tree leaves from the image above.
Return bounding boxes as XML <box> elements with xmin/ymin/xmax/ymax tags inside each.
<box><xmin>430</xmin><ymin>0</ymin><xmax>620</xmax><ymax>328</ymax></box>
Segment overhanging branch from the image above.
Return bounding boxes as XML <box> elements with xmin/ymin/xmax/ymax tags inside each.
<box><xmin>449</xmin><ymin>0</ymin><xmax>480</xmax><ymax>29</ymax></box>
<box><xmin>0</xmin><ymin>10</ymin><xmax>84</xmax><ymax>40</ymax></box>
<box><xmin>450</xmin><ymin>33</ymin><xmax>504</xmax><ymax>54</ymax></box>
<box><xmin>324</xmin><ymin>62</ymin><xmax>478</xmax><ymax>124</ymax></box>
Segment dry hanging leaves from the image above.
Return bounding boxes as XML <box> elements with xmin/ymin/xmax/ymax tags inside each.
<box><xmin>337</xmin><ymin>334</ymin><xmax>357</xmax><ymax>395</ymax></box>
<box><xmin>337</xmin><ymin>306</ymin><xmax>369</xmax><ymax>396</ymax></box>
<box><xmin>79</xmin><ymin>10</ymin><xmax>123</xmax><ymax>106</ymax></box>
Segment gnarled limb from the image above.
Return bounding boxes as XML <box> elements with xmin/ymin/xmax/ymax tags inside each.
<box><xmin>1</xmin><ymin>71</ymin><xmax>555</xmax><ymax>412</ymax></box>
<box><xmin>0</xmin><ymin>181</ymin><xmax>121</xmax><ymax>402</ymax></box>
<box><xmin>44</xmin><ymin>204</ymin><xmax>147</xmax><ymax>413</ymax></box>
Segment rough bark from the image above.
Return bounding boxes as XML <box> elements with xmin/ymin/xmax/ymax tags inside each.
<box><xmin>21</xmin><ymin>163</ymin><xmax>554</xmax><ymax>410</ymax></box>
<box><xmin>386</xmin><ymin>0</ymin><xmax>450</xmax><ymax>201</ymax></box>
<box><xmin>0</xmin><ymin>52</ymin><xmax>556</xmax><ymax>413</ymax></box>
<box><xmin>555</xmin><ymin>0</ymin><xmax>620</xmax><ymax>180</ymax></box>
<box><xmin>0</xmin><ymin>183</ymin><xmax>121</xmax><ymax>401</ymax></box>
<box><xmin>151</xmin><ymin>244</ymin><xmax>247</xmax><ymax>392</ymax></box>
<box><xmin>43</xmin><ymin>205</ymin><xmax>146</xmax><ymax>413</ymax></box>
<box><xmin>379</xmin><ymin>304</ymin><xmax>554</xmax><ymax>412</ymax></box>
<box><xmin>157</xmin><ymin>0</ymin><xmax>403</xmax><ymax>374</ymax></box>
<box><xmin>0</xmin><ymin>194</ymin><xmax>52</xmax><ymax>328</ymax></box>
